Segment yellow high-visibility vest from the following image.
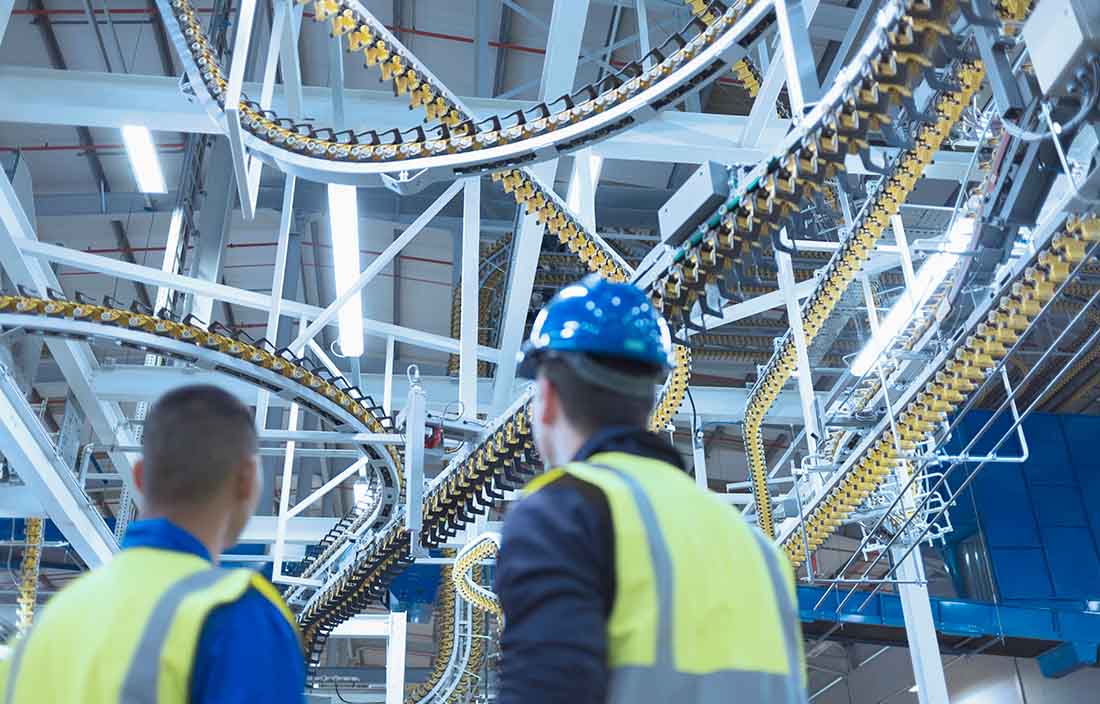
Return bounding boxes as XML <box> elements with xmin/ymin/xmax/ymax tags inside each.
<box><xmin>0</xmin><ymin>547</ymin><xmax>298</xmax><ymax>703</ymax></box>
<box><xmin>525</xmin><ymin>451</ymin><xmax>808</xmax><ymax>703</ymax></box>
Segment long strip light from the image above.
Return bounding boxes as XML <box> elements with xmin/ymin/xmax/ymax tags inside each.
<box><xmin>851</xmin><ymin>217</ymin><xmax>976</xmax><ymax>376</ymax></box>
<box><xmin>327</xmin><ymin>184</ymin><xmax>364</xmax><ymax>357</ymax></box>
<box><xmin>121</xmin><ymin>126</ymin><xmax>167</xmax><ymax>194</ymax></box>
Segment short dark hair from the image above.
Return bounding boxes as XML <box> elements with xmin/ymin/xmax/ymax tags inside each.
<box><xmin>141</xmin><ymin>385</ymin><xmax>258</xmax><ymax>508</ymax></box>
<box><xmin>539</xmin><ymin>355</ymin><xmax>659</xmax><ymax>435</ymax></box>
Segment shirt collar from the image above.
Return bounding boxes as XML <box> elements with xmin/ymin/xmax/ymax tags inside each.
<box><xmin>572</xmin><ymin>425</ymin><xmax>687</xmax><ymax>471</ymax></box>
<box><xmin>121</xmin><ymin>517</ymin><xmax>212</xmax><ymax>563</ymax></box>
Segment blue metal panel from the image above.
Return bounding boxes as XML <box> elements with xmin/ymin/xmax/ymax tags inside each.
<box><xmin>935</xmin><ymin>599</ymin><xmax>995</xmax><ymax>637</ymax></box>
<box><xmin>1056</xmin><ymin>415</ymin><xmax>1100</xmax><ymax>470</ymax></box>
<box><xmin>1040</xmin><ymin>525</ymin><xmax>1100</xmax><ymax>601</ymax></box>
<box><xmin>1031</xmin><ymin>485</ymin><xmax>1089</xmax><ymax>526</ymax></box>
<box><xmin>943</xmin><ymin>412</ymin><xmax>1100</xmax><ymax>610</ymax></box>
<box><xmin>795</xmin><ymin>585</ymin><xmax>1096</xmax><ymax>648</ymax></box>
<box><xmin>989</xmin><ymin>548</ymin><xmax>1055</xmax><ymax>601</ymax></box>
<box><xmin>1039</xmin><ymin>641</ymin><xmax>1100</xmax><ymax>678</ymax></box>
<box><xmin>1022</xmin><ymin>414</ymin><xmax>1072</xmax><ymax>482</ymax></box>
<box><xmin>973</xmin><ymin>464</ymin><xmax>1042</xmax><ymax>548</ymax></box>
<box><xmin>1083</xmin><ymin>473</ymin><xmax>1100</xmax><ymax>556</ymax></box>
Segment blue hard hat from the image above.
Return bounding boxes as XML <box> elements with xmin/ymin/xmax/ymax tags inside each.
<box><xmin>516</xmin><ymin>274</ymin><xmax>674</xmax><ymax>380</ymax></box>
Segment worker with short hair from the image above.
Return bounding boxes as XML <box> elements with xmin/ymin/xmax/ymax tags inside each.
<box><xmin>1</xmin><ymin>384</ymin><xmax>305</xmax><ymax>703</ymax></box>
<box><xmin>495</xmin><ymin>275</ymin><xmax>807</xmax><ymax>704</ymax></box>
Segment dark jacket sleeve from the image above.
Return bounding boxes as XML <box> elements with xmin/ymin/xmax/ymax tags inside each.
<box><xmin>494</xmin><ymin>476</ymin><xmax>614</xmax><ymax>704</ymax></box>
<box><xmin>191</xmin><ymin>588</ymin><xmax>306</xmax><ymax>704</ymax></box>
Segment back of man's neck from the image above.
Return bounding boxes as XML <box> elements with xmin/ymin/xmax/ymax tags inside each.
<box><xmin>142</xmin><ymin>508</ymin><xmax>227</xmax><ymax>564</ymax></box>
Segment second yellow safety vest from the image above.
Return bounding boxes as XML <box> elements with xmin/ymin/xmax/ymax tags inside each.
<box><xmin>0</xmin><ymin>547</ymin><xmax>298</xmax><ymax>704</ymax></box>
<box><xmin>526</xmin><ymin>451</ymin><xmax>807</xmax><ymax>704</ymax></box>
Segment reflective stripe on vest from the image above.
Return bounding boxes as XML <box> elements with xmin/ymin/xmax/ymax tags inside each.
<box><xmin>118</xmin><ymin>569</ymin><xmax>233</xmax><ymax>704</ymax></box>
<box><xmin>4</xmin><ymin>568</ymin><xmax>238</xmax><ymax>704</ymax></box>
<box><xmin>1</xmin><ymin>550</ymin><xmax>298</xmax><ymax>704</ymax></box>
<box><xmin>541</xmin><ymin>456</ymin><xmax>808</xmax><ymax>704</ymax></box>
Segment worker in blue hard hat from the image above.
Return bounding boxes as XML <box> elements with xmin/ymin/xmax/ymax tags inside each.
<box><xmin>495</xmin><ymin>274</ymin><xmax>807</xmax><ymax>704</ymax></box>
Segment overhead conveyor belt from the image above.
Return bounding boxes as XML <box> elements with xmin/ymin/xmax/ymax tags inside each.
<box><xmin>159</xmin><ymin>0</ymin><xmax>773</xmax><ymax>184</ymax></box>
<box><xmin>630</xmin><ymin>0</ymin><xmax>992</xmax><ymax>543</ymax></box>
<box><xmin>779</xmin><ymin>215</ymin><xmax>1100</xmax><ymax>566</ymax></box>
<box><xmin>0</xmin><ymin>297</ymin><xmax>404</xmax><ymax>558</ymax></box>
<box><xmin>742</xmin><ymin>61</ymin><xmax>987</xmax><ymax>538</ymax></box>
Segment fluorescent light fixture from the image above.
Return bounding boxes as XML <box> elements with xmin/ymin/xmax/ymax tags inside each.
<box><xmin>851</xmin><ymin>217</ymin><xmax>975</xmax><ymax>376</ymax></box>
<box><xmin>566</xmin><ymin>151</ymin><xmax>605</xmax><ymax>214</ymax></box>
<box><xmin>327</xmin><ymin>184</ymin><xmax>364</xmax><ymax>357</ymax></box>
<box><xmin>121</xmin><ymin>126</ymin><xmax>167</xmax><ymax>194</ymax></box>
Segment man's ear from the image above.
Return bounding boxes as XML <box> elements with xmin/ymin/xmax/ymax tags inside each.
<box><xmin>133</xmin><ymin>459</ymin><xmax>146</xmax><ymax>495</ymax></box>
<box><xmin>536</xmin><ymin>375</ymin><xmax>558</xmax><ymax>427</ymax></box>
<box><xmin>236</xmin><ymin>455</ymin><xmax>259</xmax><ymax>502</ymax></box>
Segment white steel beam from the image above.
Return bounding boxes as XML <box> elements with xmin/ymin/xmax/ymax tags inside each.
<box><xmin>776</xmin><ymin>235</ymin><xmax>820</xmax><ymax>457</ymax></box>
<box><xmin>382</xmin><ymin>335</ymin><xmax>395</xmax><ymax>415</ymax></box>
<box><xmin>492</xmin><ymin>0</ymin><xmax>590</xmax><ymax>413</ymax></box>
<box><xmin>492</xmin><ymin>166</ymin><xmax>554</xmax><ymax>416</ymax></box>
<box><xmin>566</xmin><ymin>149</ymin><xmax>602</xmax><ymax>234</ymax></box>
<box><xmin>255</xmin><ymin>176</ymin><xmax>297</xmax><ymax>428</ymax></box>
<box><xmin>385</xmin><ymin>611</ymin><xmax>406</xmax><ymax>704</ymax></box>
<box><xmin>239</xmin><ymin>515</ymin><xmax>338</xmax><ymax>543</ymax></box>
<box><xmin>743</xmin><ymin>0</ymin><xmax>822</xmax><ymax>145</ymax></box>
<box><xmin>290</xmin><ymin>180</ymin><xmax>464</xmax><ymax>353</ymax></box>
<box><xmin>459</xmin><ymin>178</ymin><xmax>480</xmax><ymax>421</ymax></box>
<box><xmin>224</xmin><ymin>0</ymin><xmax>261</xmax><ymax>219</ymax></box>
<box><xmin>279</xmin><ymin>0</ymin><xmax>304</xmax><ymax>117</ymax></box>
<box><xmin>17</xmin><ymin>238</ymin><xmax>499</xmax><ymax>361</ymax></box>
<box><xmin>0</xmin><ymin>167</ymin><xmax>142</xmax><ymax>504</ymax></box>
<box><xmin>636</xmin><ymin>0</ymin><xmax>651</xmax><ymax>69</ymax></box>
<box><xmin>84</xmin><ymin>365</ymin><xmax>810</xmax><ymax>423</ymax></box>
<box><xmin>0</xmin><ymin>67</ymin><xmax>976</xmax><ymax>179</ymax></box>
<box><xmin>0</xmin><ymin>0</ymin><xmax>14</xmax><ymax>48</ymax></box>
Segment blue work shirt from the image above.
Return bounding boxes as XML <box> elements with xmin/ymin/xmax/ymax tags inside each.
<box><xmin>122</xmin><ymin>518</ymin><xmax>306</xmax><ymax>704</ymax></box>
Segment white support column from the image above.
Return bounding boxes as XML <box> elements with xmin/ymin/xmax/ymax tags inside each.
<box><xmin>256</xmin><ymin>176</ymin><xmax>297</xmax><ymax>428</ymax></box>
<box><xmin>635</xmin><ymin>0</ymin><xmax>652</xmax><ymax>69</ymax></box>
<box><xmin>691</xmin><ymin>429</ymin><xmax>708</xmax><ymax>491</ymax></box>
<box><xmin>744</xmin><ymin>0</ymin><xmax>822</xmax><ymax>145</ymax></box>
<box><xmin>892</xmin><ymin>545</ymin><xmax>949</xmax><ymax>704</ymax></box>
<box><xmin>385</xmin><ymin>611</ymin><xmax>407</xmax><ymax>704</ymax></box>
<box><xmin>566</xmin><ymin>149</ymin><xmax>602</xmax><ymax>235</ymax></box>
<box><xmin>223</xmin><ymin>0</ymin><xmax>260</xmax><ymax>219</ymax></box>
<box><xmin>329</xmin><ymin>36</ymin><xmax>346</xmax><ymax>130</ymax></box>
<box><xmin>891</xmin><ymin>213</ymin><xmax>916</xmax><ymax>289</ymax></box>
<box><xmin>271</xmin><ymin>401</ymin><xmax>301</xmax><ymax>583</ymax></box>
<box><xmin>404</xmin><ymin>379</ymin><xmax>426</xmax><ymax>552</ymax></box>
<box><xmin>773</xmin><ymin>0</ymin><xmax>821</xmax><ymax>115</ymax></box>
<box><xmin>775</xmin><ymin>230</ymin><xmax>820</xmax><ymax>458</ymax></box>
<box><xmin>279</xmin><ymin>0</ymin><xmax>304</xmax><ymax>117</ymax></box>
<box><xmin>290</xmin><ymin>181</ymin><xmax>464</xmax><ymax>353</ymax></box>
<box><xmin>383</xmin><ymin>335</ymin><xmax>396</xmax><ymax>416</ymax></box>
<box><xmin>492</xmin><ymin>0</ymin><xmax>590</xmax><ymax>412</ymax></box>
<box><xmin>459</xmin><ymin>178</ymin><xmax>481</xmax><ymax>421</ymax></box>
